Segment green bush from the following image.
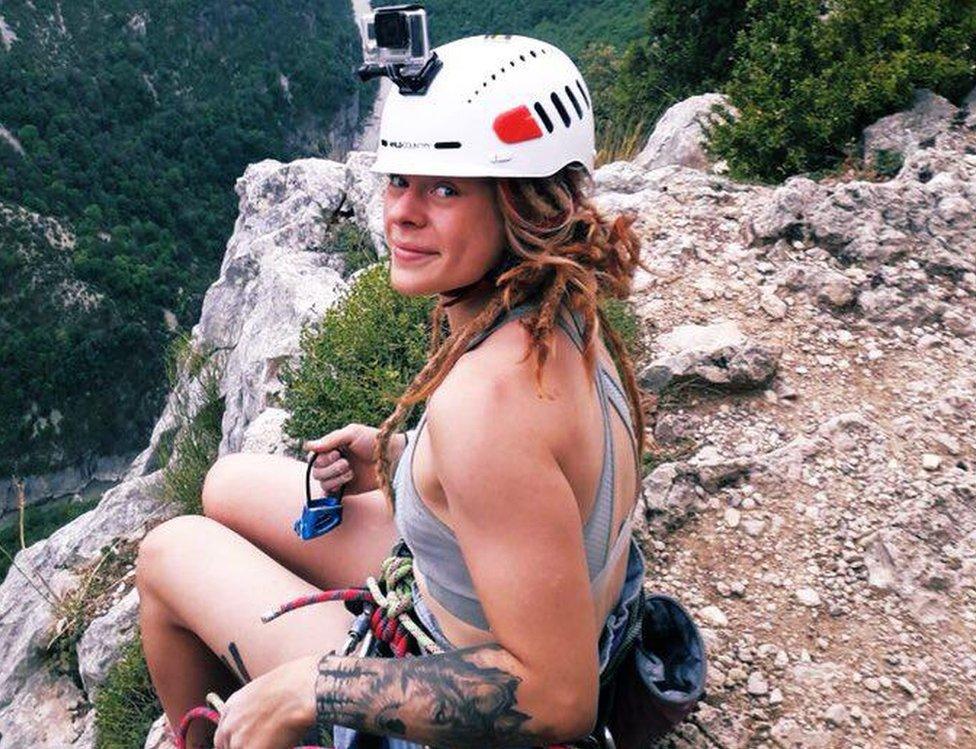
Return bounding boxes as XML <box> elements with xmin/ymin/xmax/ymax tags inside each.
<box><xmin>706</xmin><ymin>0</ymin><xmax>976</xmax><ymax>182</ymax></box>
<box><xmin>94</xmin><ymin>634</ymin><xmax>162</xmax><ymax>749</ymax></box>
<box><xmin>280</xmin><ymin>262</ymin><xmax>434</xmax><ymax>442</ymax></box>
<box><xmin>330</xmin><ymin>222</ymin><xmax>381</xmax><ymax>278</ymax></box>
<box><xmin>156</xmin><ymin>343</ymin><xmax>226</xmax><ymax>516</ymax></box>
<box><xmin>600</xmin><ymin>297</ymin><xmax>648</xmax><ymax>366</ymax></box>
<box><xmin>601</xmin><ymin>0</ymin><xmax>749</xmax><ymax>148</ymax></box>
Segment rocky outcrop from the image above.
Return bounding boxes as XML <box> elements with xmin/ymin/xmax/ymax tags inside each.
<box><xmin>633</xmin><ymin>93</ymin><xmax>736</xmax><ymax>173</ymax></box>
<box><xmin>0</xmin><ymin>454</ymin><xmax>133</xmax><ymax>516</ymax></box>
<box><xmin>1</xmin><ymin>84</ymin><xmax>974</xmax><ymax>748</ymax></box>
<box><xmin>861</xmin><ymin>88</ymin><xmax>959</xmax><ymax>168</ymax></box>
<box><xmin>638</xmin><ymin>321</ymin><xmax>781</xmax><ymax>393</ymax></box>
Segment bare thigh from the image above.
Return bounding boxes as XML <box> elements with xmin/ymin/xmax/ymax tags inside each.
<box><xmin>137</xmin><ymin>514</ymin><xmax>354</xmax><ymax>683</ymax></box>
<box><xmin>201</xmin><ymin>452</ymin><xmax>398</xmax><ymax>590</ymax></box>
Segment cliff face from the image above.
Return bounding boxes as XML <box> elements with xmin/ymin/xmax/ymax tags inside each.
<box><xmin>0</xmin><ymin>87</ymin><xmax>973</xmax><ymax>747</ymax></box>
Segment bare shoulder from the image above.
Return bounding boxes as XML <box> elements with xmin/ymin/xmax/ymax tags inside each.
<box><xmin>427</xmin><ymin>314</ymin><xmax>585</xmax><ymax>453</ymax></box>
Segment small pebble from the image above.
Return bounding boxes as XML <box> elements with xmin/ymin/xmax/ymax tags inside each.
<box><xmin>824</xmin><ymin>703</ymin><xmax>849</xmax><ymax>726</ymax></box>
<box><xmin>796</xmin><ymin>587</ymin><xmax>822</xmax><ymax>607</ymax></box>
<box><xmin>700</xmin><ymin>605</ymin><xmax>728</xmax><ymax>627</ymax></box>
<box><xmin>747</xmin><ymin>670</ymin><xmax>769</xmax><ymax>696</ymax></box>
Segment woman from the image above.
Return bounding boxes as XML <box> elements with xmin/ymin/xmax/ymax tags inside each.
<box><xmin>136</xmin><ymin>34</ymin><xmax>651</xmax><ymax>749</ymax></box>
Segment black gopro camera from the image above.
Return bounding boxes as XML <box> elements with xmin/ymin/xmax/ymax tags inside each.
<box><xmin>357</xmin><ymin>4</ymin><xmax>442</xmax><ymax>95</ymax></box>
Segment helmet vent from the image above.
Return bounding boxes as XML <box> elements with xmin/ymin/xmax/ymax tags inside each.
<box><xmin>564</xmin><ymin>85</ymin><xmax>583</xmax><ymax>119</ymax></box>
<box><xmin>468</xmin><ymin>49</ymin><xmax>547</xmax><ymax>103</ymax></box>
<box><xmin>549</xmin><ymin>92</ymin><xmax>572</xmax><ymax>127</ymax></box>
<box><xmin>575</xmin><ymin>80</ymin><xmax>591</xmax><ymax>110</ymax></box>
<box><xmin>533</xmin><ymin>102</ymin><xmax>554</xmax><ymax>133</ymax></box>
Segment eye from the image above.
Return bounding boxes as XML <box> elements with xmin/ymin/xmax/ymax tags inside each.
<box><xmin>433</xmin><ymin>183</ymin><xmax>458</xmax><ymax>197</ymax></box>
<box><xmin>388</xmin><ymin>174</ymin><xmax>406</xmax><ymax>188</ymax></box>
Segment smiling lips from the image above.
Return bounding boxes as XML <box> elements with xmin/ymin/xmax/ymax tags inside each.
<box><xmin>394</xmin><ymin>243</ymin><xmax>437</xmax><ymax>254</ymax></box>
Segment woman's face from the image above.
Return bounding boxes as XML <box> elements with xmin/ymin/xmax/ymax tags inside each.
<box><xmin>383</xmin><ymin>173</ymin><xmax>507</xmax><ymax>296</ymax></box>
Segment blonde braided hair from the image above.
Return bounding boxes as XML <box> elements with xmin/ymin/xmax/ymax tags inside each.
<box><xmin>373</xmin><ymin>163</ymin><xmax>652</xmax><ymax>512</ymax></box>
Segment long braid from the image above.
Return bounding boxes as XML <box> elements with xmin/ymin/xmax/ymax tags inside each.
<box><xmin>373</xmin><ymin>163</ymin><xmax>652</xmax><ymax>513</ymax></box>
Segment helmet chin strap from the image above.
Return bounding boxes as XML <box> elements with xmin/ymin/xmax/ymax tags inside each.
<box><xmin>439</xmin><ymin>253</ymin><xmax>517</xmax><ymax>309</ymax></box>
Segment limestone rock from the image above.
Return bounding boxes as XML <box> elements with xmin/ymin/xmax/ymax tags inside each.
<box><xmin>861</xmin><ymin>89</ymin><xmax>957</xmax><ymax>166</ymax></box>
<box><xmin>634</xmin><ymin>93</ymin><xmax>736</xmax><ymax>173</ymax></box>
<box><xmin>640</xmin><ymin>321</ymin><xmax>780</xmax><ymax>392</ymax></box>
<box><xmin>77</xmin><ymin>588</ymin><xmax>140</xmax><ymax>699</ymax></box>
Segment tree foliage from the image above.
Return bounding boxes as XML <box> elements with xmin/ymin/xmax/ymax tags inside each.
<box><xmin>707</xmin><ymin>0</ymin><xmax>976</xmax><ymax>181</ymax></box>
<box><xmin>0</xmin><ymin>0</ymin><xmax>369</xmax><ymax>476</ymax></box>
<box><xmin>607</xmin><ymin>0</ymin><xmax>749</xmax><ymax>139</ymax></box>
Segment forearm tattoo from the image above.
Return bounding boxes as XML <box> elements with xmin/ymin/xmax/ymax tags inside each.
<box><xmin>315</xmin><ymin>644</ymin><xmax>543</xmax><ymax>748</ymax></box>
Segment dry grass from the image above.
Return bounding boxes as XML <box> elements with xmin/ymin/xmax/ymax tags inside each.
<box><xmin>595</xmin><ymin>116</ymin><xmax>649</xmax><ymax>168</ymax></box>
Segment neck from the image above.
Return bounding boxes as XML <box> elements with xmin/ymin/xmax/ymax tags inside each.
<box><xmin>438</xmin><ymin>254</ymin><xmax>515</xmax><ymax>332</ymax></box>
<box><xmin>440</xmin><ymin>283</ymin><xmax>497</xmax><ymax>333</ymax></box>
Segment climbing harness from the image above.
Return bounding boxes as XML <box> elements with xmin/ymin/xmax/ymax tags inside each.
<box><xmin>173</xmin><ymin>544</ymin><xmax>578</xmax><ymax>748</ymax></box>
<box><xmin>293</xmin><ymin>448</ymin><xmax>349</xmax><ymax>540</ymax></box>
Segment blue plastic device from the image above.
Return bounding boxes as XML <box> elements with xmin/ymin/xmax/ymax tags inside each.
<box><xmin>294</xmin><ymin>447</ymin><xmax>347</xmax><ymax>540</ymax></box>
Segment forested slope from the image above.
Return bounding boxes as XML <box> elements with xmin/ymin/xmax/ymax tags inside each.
<box><xmin>0</xmin><ymin>0</ymin><xmax>369</xmax><ymax>477</ymax></box>
<box><xmin>370</xmin><ymin>0</ymin><xmax>643</xmax><ymax>61</ymax></box>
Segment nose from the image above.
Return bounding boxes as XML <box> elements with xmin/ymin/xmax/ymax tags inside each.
<box><xmin>385</xmin><ymin>183</ymin><xmax>428</xmax><ymax>228</ymax></box>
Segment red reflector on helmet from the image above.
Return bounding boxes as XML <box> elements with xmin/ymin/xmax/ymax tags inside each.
<box><xmin>493</xmin><ymin>105</ymin><xmax>543</xmax><ymax>144</ymax></box>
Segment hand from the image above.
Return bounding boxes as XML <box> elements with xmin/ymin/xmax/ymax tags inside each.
<box><xmin>303</xmin><ymin>423</ymin><xmax>401</xmax><ymax>496</ymax></box>
<box><xmin>212</xmin><ymin>656</ymin><xmax>317</xmax><ymax>749</ymax></box>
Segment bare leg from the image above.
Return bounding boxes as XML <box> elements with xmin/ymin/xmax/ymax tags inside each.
<box><xmin>138</xmin><ymin>588</ymin><xmax>239</xmax><ymax>747</ymax></box>
<box><xmin>136</xmin><ymin>514</ymin><xmax>355</xmax><ymax>746</ymax></box>
<box><xmin>201</xmin><ymin>453</ymin><xmax>398</xmax><ymax>589</ymax></box>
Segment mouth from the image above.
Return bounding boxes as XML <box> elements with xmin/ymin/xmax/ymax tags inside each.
<box><xmin>392</xmin><ymin>243</ymin><xmax>438</xmax><ymax>261</ymax></box>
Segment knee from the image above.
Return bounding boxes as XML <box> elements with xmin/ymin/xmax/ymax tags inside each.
<box><xmin>201</xmin><ymin>453</ymin><xmax>248</xmax><ymax>522</ymax></box>
<box><xmin>135</xmin><ymin>514</ymin><xmax>215</xmax><ymax>596</ymax></box>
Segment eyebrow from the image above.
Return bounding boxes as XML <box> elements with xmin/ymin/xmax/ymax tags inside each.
<box><xmin>390</xmin><ymin>174</ymin><xmax>465</xmax><ymax>186</ymax></box>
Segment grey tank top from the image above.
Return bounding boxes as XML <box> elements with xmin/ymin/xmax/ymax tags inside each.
<box><xmin>392</xmin><ymin>300</ymin><xmax>640</xmax><ymax>630</ymax></box>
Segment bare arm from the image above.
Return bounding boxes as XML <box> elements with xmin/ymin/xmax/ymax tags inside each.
<box><xmin>313</xmin><ymin>644</ymin><xmax>540</xmax><ymax>747</ymax></box>
<box><xmin>306</xmin><ymin>362</ymin><xmax>599</xmax><ymax>747</ymax></box>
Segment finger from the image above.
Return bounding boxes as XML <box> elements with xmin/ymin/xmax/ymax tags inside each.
<box><xmin>318</xmin><ymin>469</ymin><xmax>354</xmax><ymax>491</ymax></box>
<box><xmin>303</xmin><ymin>426</ymin><xmax>352</xmax><ymax>453</ymax></box>
<box><xmin>312</xmin><ymin>458</ymin><xmax>348</xmax><ymax>479</ymax></box>
<box><xmin>312</xmin><ymin>450</ymin><xmax>343</xmax><ymax>467</ymax></box>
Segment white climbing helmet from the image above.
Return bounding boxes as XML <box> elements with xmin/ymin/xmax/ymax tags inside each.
<box><xmin>369</xmin><ymin>34</ymin><xmax>596</xmax><ymax>179</ymax></box>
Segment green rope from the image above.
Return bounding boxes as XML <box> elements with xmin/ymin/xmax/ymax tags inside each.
<box><xmin>366</xmin><ymin>553</ymin><xmax>443</xmax><ymax>655</ymax></box>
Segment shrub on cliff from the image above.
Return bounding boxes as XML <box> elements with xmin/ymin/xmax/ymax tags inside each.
<box><xmin>280</xmin><ymin>262</ymin><xmax>434</xmax><ymax>441</ymax></box>
<box><xmin>601</xmin><ymin>0</ymin><xmax>749</xmax><ymax>144</ymax></box>
<box><xmin>93</xmin><ymin>634</ymin><xmax>161</xmax><ymax>749</ymax></box>
<box><xmin>707</xmin><ymin>0</ymin><xmax>976</xmax><ymax>182</ymax></box>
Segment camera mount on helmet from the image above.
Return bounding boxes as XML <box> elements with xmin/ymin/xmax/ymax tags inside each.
<box><xmin>356</xmin><ymin>4</ymin><xmax>442</xmax><ymax>95</ymax></box>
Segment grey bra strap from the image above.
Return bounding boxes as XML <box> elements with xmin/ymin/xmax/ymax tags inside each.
<box><xmin>590</xmin><ymin>514</ymin><xmax>635</xmax><ymax>594</ymax></box>
<box><xmin>464</xmin><ymin>300</ymin><xmax>539</xmax><ymax>352</ymax></box>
